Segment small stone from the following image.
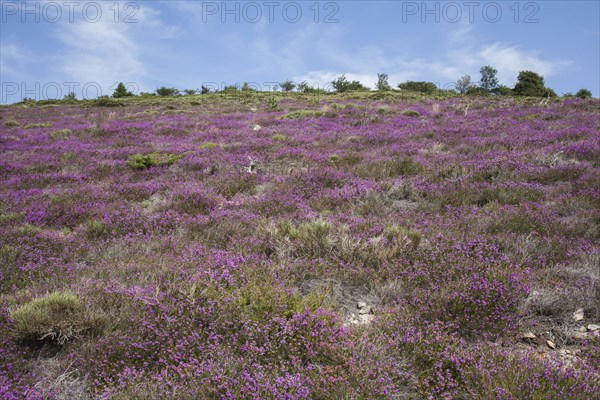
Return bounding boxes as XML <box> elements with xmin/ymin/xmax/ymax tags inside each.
<box><xmin>573</xmin><ymin>308</ymin><xmax>584</xmax><ymax>322</ymax></box>
<box><xmin>357</xmin><ymin>301</ymin><xmax>367</xmax><ymax>309</ymax></box>
<box><xmin>587</xmin><ymin>324</ymin><xmax>600</xmax><ymax>332</ymax></box>
<box><xmin>521</xmin><ymin>332</ymin><xmax>537</xmax><ymax>341</ymax></box>
<box><xmin>358</xmin><ymin>314</ymin><xmax>375</xmax><ymax>324</ymax></box>
<box><xmin>546</xmin><ymin>340</ymin><xmax>556</xmax><ymax>350</ymax></box>
<box><xmin>578</xmin><ymin>326</ymin><xmax>588</xmax><ymax>333</ymax></box>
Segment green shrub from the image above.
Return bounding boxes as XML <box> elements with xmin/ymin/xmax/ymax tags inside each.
<box><xmin>4</xmin><ymin>119</ymin><xmax>20</xmax><ymax>127</ymax></box>
<box><xmin>514</xmin><ymin>70</ymin><xmax>555</xmax><ymax>97</ymax></box>
<box><xmin>576</xmin><ymin>88</ymin><xmax>593</xmax><ymax>99</ymax></box>
<box><xmin>331</xmin><ymin>74</ymin><xmax>369</xmax><ymax>93</ymax></box>
<box><xmin>93</xmin><ymin>97</ymin><xmax>123</xmax><ymax>107</ymax></box>
<box><xmin>113</xmin><ymin>82</ymin><xmax>134</xmax><ymax>98</ymax></box>
<box><xmin>10</xmin><ymin>291</ymin><xmax>105</xmax><ymax>346</ymax></box>
<box><xmin>279</xmin><ymin>80</ymin><xmax>296</xmax><ymax>92</ymax></box>
<box><xmin>355</xmin><ymin>157</ymin><xmax>424</xmax><ymax>180</ymax></box>
<box><xmin>126</xmin><ymin>152</ymin><xmax>182</xmax><ymax>170</ymax></box>
<box><xmin>49</xmin><ymin>128</ymin><xmax>72</xmax><ymax>139</ymax></box>
<box><xmin>85</xmin><ymin>219</ymin><xmax>110</xmax><ymax>239</ymax></box>
<box><xmin>156</xmin><ymin>87</ymin><xmax>180</xmax><ymax>96</ymax></box>
<box><xmin>398</xmin><ymin>81</ymin><xmax>437</xmax><ymax>94</ymax></box>
<box><xmin>280</xmin><ymin>110</ymin><xmax>335</xmax><ymax>120</ymax></box>
<box><xmin>23</xmin><ymin>122</ymin><xmax>52</xmax><ymax>129</ymax></box>
<box><xmin>199</xmin><ymin>142</ymin><xmax>219</xmax><ymax>149</ymax></box>
<box><xmin>400</xmin><ymin>109</ymin><xmax>420</xmax><ymax>117</ymax></box>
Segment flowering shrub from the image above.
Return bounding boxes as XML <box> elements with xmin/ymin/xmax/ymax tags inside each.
<box><xmin>0</xmin><ymin>94</ymin><xmax>598</xmax><ymax>397</ymax></box>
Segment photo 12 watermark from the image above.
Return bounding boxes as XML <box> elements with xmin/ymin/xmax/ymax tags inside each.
<box><xmin>199</xmin><ymin>1</ymin><xmax>339</xmax><ymax>23</ymax></box>
<box><xmin>1</xmin><ymin>81</ymin><xmax>140</xmax><ymax>103</ymax></box>
<box><xmin>1</xmin><ymin>1</ymin><xmax>140</xmax><ymax>23</ymax></box>
<box><xmin>401</xmin><ymin>1</ymin><xmax>540</xmax><ymax>23</ymax></box>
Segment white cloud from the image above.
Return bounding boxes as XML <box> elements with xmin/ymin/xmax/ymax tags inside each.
<box><xmin>54</xmin><ymin>3</ymin><xmax>175</xmax><ymax>95</ymax></box>
<box><xmin>0</xmin><ymin>42</ymin><xmax>34</xmax><ymax>80</ymax></box>
<box><xmin>478</xmin><ymin>43</ymin><xmax>572</xmax><ymax>85</ymax></box>
<box><xmin>289</xmin><ymin>35</ymin><xmax>571</xmax><ymax>90</ymax></box>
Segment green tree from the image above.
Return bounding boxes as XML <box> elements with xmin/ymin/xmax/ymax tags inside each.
<box><xmin>397</xmin><ymin>81</ymin><xmax>437</xmax><ymax>94</ymax></box>
<box><xmin>479</xmin><ymin>65</ymin><xmax>499</xmax><ymax>93</ymax></box>
<box><xmin>456</xmin><ymin>75</ymin><xmax>473</xmax><ymax>94</ymax></box>
<box><xmin>200</xmin><ymin>86</ymin><xmax>211</xmax><ymax>94</ymax></box>
<box><xmin>513</xmin><ymin>71</ymin><xmax>554</xmax><ymax>97</ymax></box>
<box><xmin>331</xmin><ymin>74</ymin><xmax>368</xmax><ymax>93</ymax></box>
<box><xmin>376</xmin><ymin>73</ymin><xmax>391</xmax><ymax>91</ymax></box>
<box><xmin>183</xmin><ymin>89</ymin><xmax>197</xmax><ymax>96</ymax></box>
<box><xmin>241</xmin><ymin>82</ymin><xmax>255</xmax><ymax>92</ymax></box>
<box><xmin>493</xmin><ymin>85</ymin><xmax>513</xmax><ymax>96</ymax></box>
<box><xmin>113</xmin><ymin>82</ymin><xmax>133</xmax><ymax>98</ymax></box>
<box><xmin>280</xmin><ymin>80</ymin><xmax>296</xmax><ymax>92</ymax></box>
<box><xmin>575</xmin><ymin>88</ymin><xmax>592</xmax><ymax>99</ymax></box>
<box><xmin>156</xmin><ymin>87</ymin><xmax>180</xmax><ymax>96</ymax></box>
<box><xmin>63</xmin><ymin>92</ymin><xmax>77</xmax><ymax>101</ymax></box>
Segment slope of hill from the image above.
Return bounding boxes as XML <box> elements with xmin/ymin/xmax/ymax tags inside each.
<box><xmin>1</xmin><ymin>93</ymin><xmax>599</xmax><ymax>398</ymax></box>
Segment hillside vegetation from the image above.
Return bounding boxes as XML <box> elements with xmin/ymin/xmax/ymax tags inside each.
<box><xmin>1</xmin><ymin>93</ymin><xmax>599</xmax><ymax>398</ymax></box>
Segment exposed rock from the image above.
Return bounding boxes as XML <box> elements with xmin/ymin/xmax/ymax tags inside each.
<box><xmin>573</xmin><ymin>308</ymin><xmax>584</xmax><ymax>322</ymax></box>
<box><xmin>578</xmin><ymin>326</ymin><xmax>588</xmax><ymax>333</ymax></box>
<box><xmin>587</xmin><ymin>324</ymin><xmax>600</xmax><ymax>332</ymax></box>
<box><xmin>345</xmin><ymin>302</ymin><xmax>375</xmax><ymax>325</ymax></box>
<box><xmin>546</xmin><ymin>340</ymin><xmax>556</xmax><ymax>350</ymax></box>
<box><xmin>521</xmin><ymin>332</ymin><xmax>537</xmax><ymax>343</ymax></box>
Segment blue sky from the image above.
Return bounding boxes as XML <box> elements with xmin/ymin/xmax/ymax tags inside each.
<box><xmin>1</xmin><ymin>1</ymin><xmax>598</xmax><ymax>102</ymax></box>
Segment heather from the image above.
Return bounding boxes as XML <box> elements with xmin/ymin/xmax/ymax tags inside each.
<box><xmin>0</xmin><ymin>93</ymin><xmax>599</xmax><ymax>398</ymax></box>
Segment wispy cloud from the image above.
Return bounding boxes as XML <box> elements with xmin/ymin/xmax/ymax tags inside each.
<box><xmin>54</xmin><ymin>3</ymin><xmax>175</xmax><ymax>94</ymax></box>
<box><xmin>281</xmin><ymin>21</ymin><xmax>572</xmax><ymax>89</ymax></box>
<box><xmin>478</xmin><ymin>43</ymin><xmax>572</xmax><ymax>84</ymax></box>
<box><xmin>0</xmin><ymin>41</ymin><xmax>35</xmax><ymax>80</ymax></box>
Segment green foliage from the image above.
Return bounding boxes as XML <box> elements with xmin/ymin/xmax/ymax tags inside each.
<box><xmin>63</xmin><ymin>92</ymin><xmax>77</xmax><ymax>101</ymax></box>
<box><xmin>156</xmin><ymin>87</ymin><xmax>180</xmax><ymax>96</ymax></box>
<box><xmin>576</xmin><ymin>88</ymin><xmax>593</xmax><ymax>99</ymax></box>
<box><xmin>398</xmin><ymin>81</ymin><xmax>437</xmax><ymax>94</ymax></box>
<box><xmin>479</xmin><ymin>65</ymin><xmax>499</xmax><ymax>93</ymax></box>
<box><xmin>241</xmin><ymin>82</ymin><xmax>256</xmax><ymax>92</ymax></box>
<box><xmin>49</xmin><ymin>128</ymin><xmax>72</xmax><ymax>140</ymax></box>
<box><xmin>455</xmin><ymin>75</ymin><xmax>472</xmax><ymax>94</ymax></box>
<box><xmin>221</xmin><ymin>85</ymin><xmax>240</xmax><ymax>93</ymax></box>
<box><xmin>297</xmin><ymin>81</ymin><xmax>327</xmax><ymax>93</ymax></box>
<box><xmin>199</xmin><ymin>141</ymin><xmax>219</xmax><ymax>149</ymax></box>
<box><xmin>280</xmin><ymin>80</ymin><xmax>296</xmax><ymax>92</ymax></box>
<box><xmin>85</xmin><ymin>219</ymin><xmax>110</xmax><ymax>239</ymax></box>
<box><xmin>113</xmin><ymin>83</ymin><xmax>134</xmax><ymax>98</ymax></box>
<box><xmin>200</xmin><ymin>86</ymin><xmax>211</xmax><ymax>94</ymax></box>
<box><xmin>10</xmin><ymin>291</ymin><xmax>105</xmax><ymax>346</ymax></box>
<box><xmin>280</xmin><ymin>110</ymin><xmax>335</xmax><ymax>119</ymax></box>
<box><xmin>493</xmin><ymin>85</ymin><xmax>513</xmax><ymax>96</ymax></box>
<box><xmin>400</xmin><ymin>109</ymin><xmax>420</xmax><ymax>117</ymax></box>
<box><xmin>94</xmin><ymin>96</ymin><xmax>123</xmax><ymax>107</ymax></box>
<box><xmin>331</xmin><ymin>74</ymin><xmax>369</xmax><ymax>93</ymax></box>
<box><xmin>376</xmin><ymin>73</ymin><xmax>392</xmax><ymax>91</ymax></box>
<box><xmin>126</xmin><ymin>152</ymin><xmax>182</xmax><ymax>170</ymax></box>
<box><xmin>23</xmin><ymin>122</ymin><xmax>52</xmax><ymax>129</ymax></box>
<box><xmin>183</xmin><ymin>89</ymin><xmax>197</xmax><ymax>96</ymax></box>
<box><xmin>514</xmin><ymin>70</ymin><xmax>555</xmax><ymax>97</ymax></box>
<box><xmin>4</xmin><ymin>119</ymin><xmax>20</xmax><ymax>127</ymax></box>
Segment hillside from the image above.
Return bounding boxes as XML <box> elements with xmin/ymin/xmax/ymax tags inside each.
<box><xmin>1</xmin><ymin>93</ymin><xmax>599</xmax><ymax>398</ymax></box>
